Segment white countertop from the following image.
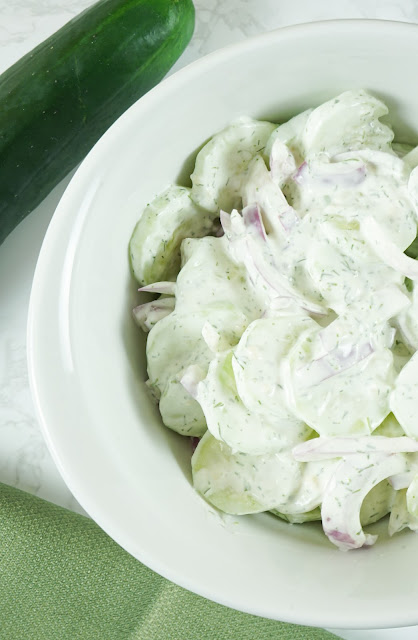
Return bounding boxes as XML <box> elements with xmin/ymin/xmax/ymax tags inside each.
<box><xmin>1</xmin><ymin>2</ymin><xmax>417</xmax><ymax>637</ymax></box>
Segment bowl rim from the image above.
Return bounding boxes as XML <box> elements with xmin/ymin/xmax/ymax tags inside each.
<box><xmin>27</xmin><ymin>18</ymin><xmax>418</xmax><ymax>630</ymax></box>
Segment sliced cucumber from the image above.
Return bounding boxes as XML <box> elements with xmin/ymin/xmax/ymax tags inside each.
<box><xmin>196</xmin><ymin>350</ymin><xmax>306</xmax><ymax>454</ymax></box>
<box><xmin>147</xmin><ymin>306</ymin><xmax>249</xmax><ymax>392</ymax></box>
<box><xmin>146</xmin><ymin>311</ymin><xmax>212</xmax><ymax>434</ymax></box>
<box><xmin>176</xmin><ymin>236</ymin><xmax>264</xmax><ymax>321</ymax></box>
<box><xmin>286</xmin><ymin>321</ymin><xmax>396</xmax><ymax>437</ymax></box>
<box><xmin>271</xmin><ymin>479</ymin><xmax>395</xmax><ymax>526</ymax></box>
<box><xmin>147</xmin><ymin>307</ymin><xmax>248</xmax><ymax>435</ymax></box>
<box><xmin>147</xmin><ymin>311</ymin><xmax>208</xmax><ymax>391</ymax></box>
<box><xmin>145</xmin><ymin>233</ymin><xmax>259</xmax><ymax>436</ymax></box>
<box><xmin>392</xmin><ymin>141</ymin><xmax>414</xmax><ymax>158</ymax></box>
<box><xmin>159</xmin><ymin>379</ymin><xmax>206</xmax><ymax>436</ymax></box>
<box><xmin>270</xmin><ymin>508</ymin><xmax>321</xmax><ymax>524</ymax></box>
<box><xmin>190</xmin><ymin>117</ymin><xmax>276</xmax><ymax>213</ymax></box>
<box><xmin>192</xmin><ymin>431</ymin><xmax>302</xmax><ymax>515</ymax></box>
<box><xmin>232</xmin><ymin>315</ymin><xmax>315</xmax><ymax>421</ymax></box>
<box><xmin>389</xmin><ymin>488</ymin><xmax>418</xmax><ymax>536</ymax></box>
<box><xmin>301</xmin><ymin>89</ymin><xmax>394</xmax><ymax>157</ymax></box>
<box><xmin>129</xmin><ymin>185</ymin><xmax>216</xmax><ymax>285</ymax></box>
<box><xmin>373</xmin><ymin>413</ymin><xmax>405</xmax><ymax>437</ymax></box>
<box><xmin>360</xmin><ymin>479</ymin><xmax>396</xmax><ymax>526</ymax></box>
<box><xmin>264</xmin><ymin>108</ymin><xmax>313</xmax><ymax>165</ymax></box>
<box><xmin>390</xmin><ymin>351</ymin><xmax>418</xmax><ymax>439</ymax></box>
<box><xmin>404</xmin><ymin>146</ymin><xmax>418</xmax><ymax>169</ymax></box>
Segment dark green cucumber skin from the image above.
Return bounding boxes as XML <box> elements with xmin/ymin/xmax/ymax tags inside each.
<box><xmin>0</xmin><ymin>0</ymin><xmax>195</xmax><ymax>244</ymax></box>
<box><xmin>405</xmin><ymin>236</ymin><xmax>418</xmax><ymax>259</ymax></box>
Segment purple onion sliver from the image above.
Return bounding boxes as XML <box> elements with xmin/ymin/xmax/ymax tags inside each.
<box><xmin>294</xmin><ymin>355</ymin><xmax>337</xmax><ymax>387</ymax></box>
<box><xmin>295</xmin><ymin>341</ymin><xmax>374</xmax><ymax>388</ymax></box>
<box><xmin>248</xmin><ymin>239</ymin><xmax>325</xmax><ymax>314</ymax></box>
<box><xmin>317</xmin><ymin>164</ymin><xmax>367</xmax><ymax>187</ymax></box>
<box><xmin>190</xmin><ymin>437</ymin><xmax>200</xmax><ymax>453</ymax></box>
<box><xmin>292</xmin><ymin>161</ymin><xmax>308</xmax><ymax>184</ymax></box>
<box><xmin>328</xmin><ymin>530</ymin><xmax>356</xmax><ymax>546</ymax></box>
<box><xmin>242</xmin><ymin>203</ymin><xmax>267</xmax><ymax>240</ymax></box>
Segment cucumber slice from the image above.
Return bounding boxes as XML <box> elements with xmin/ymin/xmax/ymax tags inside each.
<box><xmin>373</xmin><ymin>413</ymin><xmax>405</xmax><ymax>437</ymax></box>
<box><xmin>264</xmin><ymin>108</ymin><xmax>313</xmax><ymax>166</ymax></box>
<box><xmin>147</xmin><ymin>307</ymin><xmax>248</xmax><ymax>392</ymax></box>
<box><xmin>270</xmin><ymin>508</ymin><xmax>321</xmax><ymax>524</ymax></box>
<box><xmin>301</xmin><ymin>89</ymin><xmax>394</xmax><ymax>157</ymax></box>
<box><xmin>192</xmin><ymin>431</ymin><xmax>302</xmax><ymax>515</ymax></box>
<box><xmin>129</xmin><ymin>185</ymin><xmax>216</xmax><ymax>285</ymax></box>
<box><xmin>159</xmin><ymin>379</ymin><xmax>206</xmax><ymax>436</ymax></box>
<box><xmin>190</xmin><ymin>117</ymin><xmax>276</xmax><ymax>213</ymax></box>
<box><xmin>232</xmin><ymin>315</ymin><xmax>315</xmax><ymax>420</ymax></box>
<box><xmin>147</xmin><ymin>307</ymin><xmax>248</xmax><ymax>435</ymax></box>
<box><xmin>271</xmin><ymin>478</ymin><xmax>395</xmax><ymax>525</ymax></box>
<box><xmin>305</xmin><ymin>230</ymin><xmax>403</xmax><ymax>314</ymax></box>
<box><xmin>390</xmin><ymin>351</ymin><xmax>418</xmax><ymax>439</ymax></box>
<box><xmin>176</xmin><ymin>236</ymin><xmax>264</xmax><ymax>321</ymax></box>
<box><xmin>404</xmin><ymin>146</ymin><xmax>418</xmax><ymax>169</ymax></box>
<box><xmin>393</xmin><ymin>142</ymin><xmax>414</xmax><ymax>158</ymax></box>
<box><xmin>145</xmin><ymin>234</ymin><xmax>257</xmax><ymax>436</ymax></box>
<box><xmin>286</xmin><ymin>322</ymin><xmax>396</xmax><ymax>437</ymax></box>
<box><xmin>389</xmin><ymin>488</ymin><xmax>418</xmax><ymax>536</ymax></box>
<box><xmin>360</xmin><ymin>479</ymin><xmax>395</xmax><ymax>526</ymax></box>
<box><xmin>146</xmin><ymin>311</ymin><xmax>212</xmax><ymax>435</ymax></box>
<box><xmin>196</xmin><ymin>350</ymin><xmax>306</xmax><ymax>454</ymax></box>
<box><xmin>396</xmin><ymin>280</ymin><xmax>418</xmax><ymax>351</ymax></box>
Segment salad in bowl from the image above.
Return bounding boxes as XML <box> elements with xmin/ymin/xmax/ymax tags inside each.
<box><xmin>129</xmin><ymin>89</ymin><xmax>418</xmax><ymax>551</ymax></box>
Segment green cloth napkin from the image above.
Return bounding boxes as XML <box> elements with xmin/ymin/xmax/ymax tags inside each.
<box><xmin>0</xmin><ymin>483</ymin><xmax>341</xmax><ymax>640</ymax></box>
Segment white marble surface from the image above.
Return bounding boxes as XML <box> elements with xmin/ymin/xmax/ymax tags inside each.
<box><xmin>1</xmin><ymin>1</ymin><xmax>418</xmax><ymax>637</ymax></box>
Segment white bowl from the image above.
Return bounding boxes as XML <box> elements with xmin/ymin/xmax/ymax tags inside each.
<box><xmin>28</xmin><ymin>20</ymin><xmax>418</xmax><ymax>629</ymax></box>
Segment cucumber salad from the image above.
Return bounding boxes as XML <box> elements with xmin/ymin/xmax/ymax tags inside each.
<box><xmin>129</xmin><ymin>90</ymin><xmax>418</xmax><ymax>551</ymax></box>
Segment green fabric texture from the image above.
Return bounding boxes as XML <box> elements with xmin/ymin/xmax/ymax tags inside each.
<box><xmin>0</xmin><ymin>483</ymin><xmax>341</xmax><ymax>640</ymax></box>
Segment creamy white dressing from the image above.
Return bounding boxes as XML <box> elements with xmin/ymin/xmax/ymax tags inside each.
<box><xmin>131</xmin><ymin>90</ymin><xmax>418</xmax><ymax>550</ymax></box>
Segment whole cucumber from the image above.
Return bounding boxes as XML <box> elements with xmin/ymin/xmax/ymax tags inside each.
<box><xmin>0</xmin><ymin>0</ymin><xmax>195</xmax><ymax>244</ymax></box>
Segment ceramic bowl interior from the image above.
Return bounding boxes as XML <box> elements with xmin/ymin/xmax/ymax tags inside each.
<box><xmin>28</xmin><ymin>20</ymin><xmax>418</xmax><ymax>629</ymax></box>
